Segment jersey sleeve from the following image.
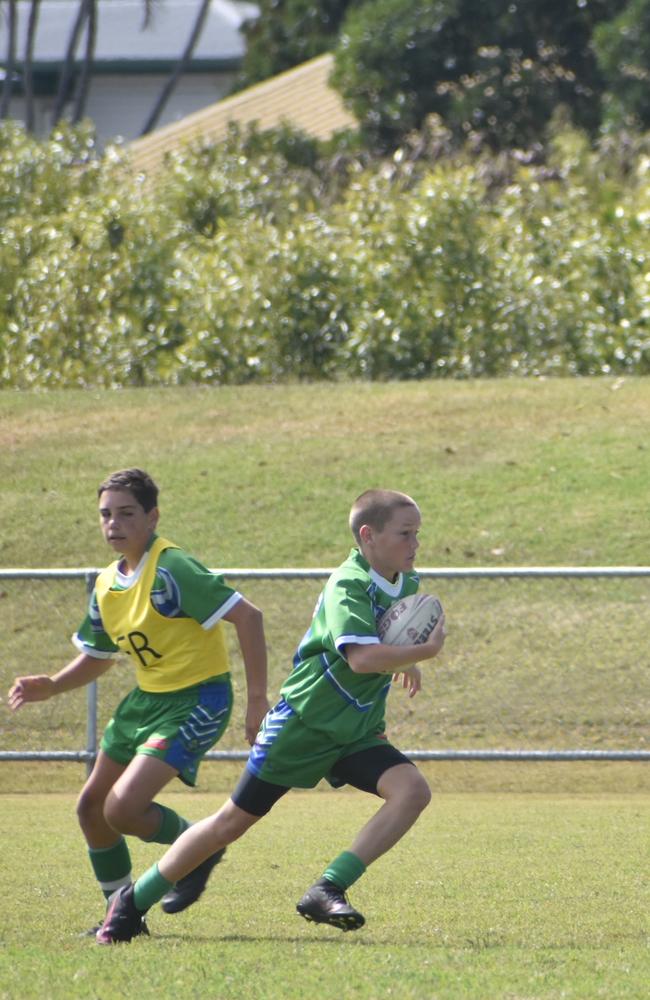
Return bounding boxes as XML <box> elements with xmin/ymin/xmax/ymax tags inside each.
<box><xmin>72</xmin><ymin>589</ymin><xmax>119</xmax><ymax>658</ymax></box>
<box><xmin>324</xmin><ymin>575</ymin><xmax>380</xmax><ymax>654</ymax></box>
<box><xmin>157</xmin><ymin>547</ymin><xmax>242</xmax><ymax>628</ymax></box>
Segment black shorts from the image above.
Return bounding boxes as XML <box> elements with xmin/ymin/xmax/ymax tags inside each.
<box><xmin>231</xmin><ymin>742</ymin><xmax>414</xmax><ymax>817</ymax></box>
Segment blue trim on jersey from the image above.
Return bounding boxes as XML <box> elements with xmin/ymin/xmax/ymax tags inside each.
<box><xmin>151</xmin><ymin>566</ymin><xmax>185</xmax><ymax>618</ymax></box>
<box><xmin>88</xmin><ymin>592</ymin><xmax>105</xmax><ymax>634</ymax></box>
<box><xmin>319</xmin><ymin>652</ymin><xmax>390</xmax><ymax>712</ymax></box>
<box><xmin>292</xmin><ymin>626</ymin><xmax>311</xmax><ymax>669</ymax></box>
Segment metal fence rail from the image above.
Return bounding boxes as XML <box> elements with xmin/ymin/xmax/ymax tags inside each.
<box><xmin>2</xmin><ymin>566</ymin><xmax>650</xmax><ymax>773</ymax></box>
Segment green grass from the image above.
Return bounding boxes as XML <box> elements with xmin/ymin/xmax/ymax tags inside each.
<box><xmin>0</xmin><ymin>790</ymin><xmax>647</xmax><ymax>1000</ymax></box>
<box><xmin>2</xmin><ymin>377</ymin><xmax>650</xmax><ymax>568</ymax></box>
<box><xmin>2</xmin><ymin>379</ymin><xmax>650</xmax><ymax>771</ymax></box>
<box><xmin>1</xmin><ymin>380</ymin><xmax>649</xmax><ymax>998</ymax></box>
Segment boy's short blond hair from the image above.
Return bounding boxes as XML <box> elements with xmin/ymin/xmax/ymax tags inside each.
<box><xmin>349</xmin><ymin>489</ymin><xmax>418</xmax><ymax>544</ymax></box>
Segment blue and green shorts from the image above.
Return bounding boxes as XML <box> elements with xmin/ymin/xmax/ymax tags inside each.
<box><xmin>232</xmin><ymin>697</ymin><xmax>413</xmax><ymax>815</ymax></box>
<box><xmin>100</xmin><ymin>674</ymin><xmax>232</xmax><ymax>786</ymax></box>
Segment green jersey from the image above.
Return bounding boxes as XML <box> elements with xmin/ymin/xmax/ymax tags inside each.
<box><xmin>281</xmin><ymin>548</ymin><xmax>419</xmax><ymax>742</ymax></box>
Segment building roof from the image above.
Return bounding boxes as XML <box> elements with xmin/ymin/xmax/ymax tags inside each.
<box><xmin>2</xmin><ymin>0</ymin><xmax>257</xmax><ymax>67</ymax></box>
<box><xmin>128</xmin><ymin>53</ymin><xmax>357</xmax><ymax>172</ymax></box>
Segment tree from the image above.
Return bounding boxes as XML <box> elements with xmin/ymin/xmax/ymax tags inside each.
<box><xmin>51</xmin><ymin>0</ymin><xmax>92</xmax><ymax>125</ymax></box>
<box><xmin>23</xmin><ymin>0</ymin><xmax>41</xmax><ymax>131</ymax></box>
<box><xmin>0</xmin><ymin>0</ymin><xmax>43</xmax><ymax>130</ymax></box>
<box><xmin>0</xmin><ymin>0</ymin><xmax>17</xmax><ymax>121</ymax></box>
<box><xmin>141</xmin><ymin>0</ymin><xmax>158</xmax><ymax>29</ymax></box>
<box><xmin>51</xmin><ymin>0</ymin><xmax>162</xmax><ymax>129</ymax></box>
<box><xmin>71</xmin><ymin>0</ymin><xmax>97</xmax><ymax>124</ymax></box>
<box><xmin>236</xmin><ymin>0</ymin><xmax>353</xmax><ymax>90</ymax></box>
<box><xmin>139</xmin><ymin>0</ymin><xmax>211</xmax><ymax>135</ymax></box>
<box><xmin>594</xmin><ymin>0</ymin><xmax>650</xmax><ymax>129</ymax></box>
<box><xmin>331</xmin><ymin>0</ymin><xmax>629</xmax><ymax>151</ymax></box>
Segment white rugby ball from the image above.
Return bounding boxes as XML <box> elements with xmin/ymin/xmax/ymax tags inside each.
<box><xmin>378</xmin><ymin>593</ymin><xmax>443</xmax><ymax>646</ymax></box>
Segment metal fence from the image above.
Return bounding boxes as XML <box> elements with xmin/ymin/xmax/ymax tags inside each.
<box><xmin>2</xmin><ymin>566</ymin><xmax>649</xmax><ymax>774</ymax></box>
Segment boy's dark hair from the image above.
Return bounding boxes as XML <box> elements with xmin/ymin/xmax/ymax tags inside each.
<box><xmin>349</xmin><ymin>489</ymin><xmax>418</xmax><ymax>543</ymax></box>
<box><xmin>97</xmin><ymin>468</ymin><xmax>159</xmax><ymax>512</ymax></box>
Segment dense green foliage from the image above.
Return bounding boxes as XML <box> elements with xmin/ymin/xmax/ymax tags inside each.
<box><xmin>236</xmin><ymin>0</ymin><xmax>352</xmax><ymax>88</ymax></box>
<box><xmin>594</xmin><ymin>0</ymin><xmax>650</xmax><ymax>130</ymax></box>
<box><xmin>238</xmin><ymin>0</ymin><xmax>645</xmax><ymax>151</ymax></box>
<box><xmin>332</xmin><ymin>0</ymin><xmax>628</xmax><ymax>151</ymax></box>
<box><xmin>3</xmin><ymin>118</ymin><xmax>650</xmax><ymax>387</ymax></box>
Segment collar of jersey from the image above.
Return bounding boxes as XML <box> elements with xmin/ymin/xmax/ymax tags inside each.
<box><xmin>114</xmin><ymin>533</ymin><xmax>157</xmax><ymax>589</ymax></box>
<box><xmin>368</xmin><ymin>566</ymin><xmax>404</xmax><ymax>598</ymax></box>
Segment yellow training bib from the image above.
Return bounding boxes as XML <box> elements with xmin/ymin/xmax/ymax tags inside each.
<box><xmin>95</xmin><ymin>536</ymin><xmax>230</xmax><ymax>692</ymax></box>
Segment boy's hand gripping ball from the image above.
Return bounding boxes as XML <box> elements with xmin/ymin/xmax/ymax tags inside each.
<box><xmin>377</xmin><ymin>593</ymin><xmax>443</xmax><ymax>646</ymax></box>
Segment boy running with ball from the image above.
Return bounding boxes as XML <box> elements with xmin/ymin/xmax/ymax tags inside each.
<box><xmin>97</xmin><ymin>488</ymin><xmax>446</xmax><ymax>942</ymax></box>
<box><xmin>9</xmin><ymin>468</ymin><xmax>269</xmax><ymax>934</ymax></box>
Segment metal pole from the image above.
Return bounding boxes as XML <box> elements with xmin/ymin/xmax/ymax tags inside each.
<box><xmin>84</xmin><ymin>571</ymin><xmax>99</xmax><ymax>777</ymax></box>
<box><xmin>1</xmin><ymin>567</ymin><xmax>649</xmax><ymax>767</ymax></box>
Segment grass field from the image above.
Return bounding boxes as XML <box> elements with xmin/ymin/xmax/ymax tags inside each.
<box><xmin>0</xmin><ymin>788</ymin><xmax>648</xmax><ymax>1000</ymax></box>
<box><xmin>1</xmin><ymin>379</ymin><xmax>649</xmax><ymax>769</ymax></box>
<box><xmin>1</xmin><ymin>379</ymin><xmax>648</xmax><ymax>998</ymax></box>
<box><xmin>3</xmin><ymin>378</ymin><xmax>650</xmax><ymax>569</ymax></box>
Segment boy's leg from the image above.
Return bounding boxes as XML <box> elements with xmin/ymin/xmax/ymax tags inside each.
<box><xmin>78</xmin><ymin>752</ymin><xmax>190</xmax><ymax>928</ymax></box>
<box><xmin>91</xmin><ymin>688</ymin><xmax>196</xmax><ymax>853</ymax></box>
<box><xmin>101</xmin><ymin>753</ymin><xmax>188</xmax><ymax>840</ymax></box>
<box><xmin>137</xmin><ymin>679</ymin><xmax>234</xmax><ymax>912</ymax></box>
<box><xmin>102</xmin><ymin>754</ymin><xmax>184</xmax><ymax>838</ymax></box>
<box><xmin>96</xmin><ymin>678</ymin><xmax>234</xmax><ymax>916</ymax></box>
<box><xmin>97</xmin><ymin>799</ymin><xmax>261</xmax><ymax>944</ymax></box>
<box><xmin>77</xmin><ymin>754</ymin><xmax>193</xmax><ymax>937</ymax></box>
<box><xmin>77</xmin><ymin>751</ymin><xmax>133</xmax><ymax>910</ymax></box>
<box><xmin>97</xmin><ymin>771</ymin><xmax>289</xmax><ymax>943</ymax></box>
<box><xmin>297</xmin><ymin>749</ymin><xmax>431</xmax><ymax>930</ymax></box>
<box><xmin>150</xmin><ymin>771</ymin><xmax>289</xmax><ymax>911</ymax></box>
<box><xmin>104</xmin><ymin>753</ymin><xmax>223</xmax><ymax>911</ymax></box>
<box><xmin>76</xmin><ymin>751</ymin><xmax>161</xmax><ymax>936</ymax></box>
<box><xmin>347</xmin><ymin>762</ymin><xmax>431</xmax><ymax>865</ymax></box>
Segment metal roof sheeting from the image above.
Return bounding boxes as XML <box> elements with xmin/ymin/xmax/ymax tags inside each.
<box><xmin>1</xmin><ymin>0</ymin><xmax>257</xmax><ymax>64</ymax></box>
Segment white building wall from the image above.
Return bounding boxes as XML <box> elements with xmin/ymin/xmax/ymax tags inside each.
<box><xmin>4</xmin><ymin>72</ymin><xmax>238</xmax><ymax>144</ymax></box>
<box><xmin>84</xmin><ymin>73</ymin><xmax>238</xmax><ymax>143</ymax></box>
<box><xmin>1</xmin><ymin>0</ymin><xmax>256</xmax><ymax>144</ymax></box>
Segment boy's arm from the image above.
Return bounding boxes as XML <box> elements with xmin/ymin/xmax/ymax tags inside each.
<box><xmin>157</xmin><ymin>550</ymin><xmax>269</xmax><ymax>741</ymax></box>
<box><xmin>8</xmin><ymin>652</ymin><xmax>114</xmax><ymax>711</ymax></box>
<box><xmin>223</xmin><ymin>597</ymin><xmax>269</xmax><ymax>744</ymax></box>
<box><xmin>345</xmin><ymin>614</ymin><xmax>446</xmax><ymax>676</ymax></box>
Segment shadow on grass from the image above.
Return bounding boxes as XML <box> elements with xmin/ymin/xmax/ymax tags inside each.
<box><xmin>127</xmin><ymin>927</ymin><xmax>649</xmax><ymax>950</ymax></box>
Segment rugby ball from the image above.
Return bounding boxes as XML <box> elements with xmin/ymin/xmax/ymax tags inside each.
<box><xmin>377</xmin><ymin>593</ymin><xmax>443</xmax><ymax>646</ymax></box>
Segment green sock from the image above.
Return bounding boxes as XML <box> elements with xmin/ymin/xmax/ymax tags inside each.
<box><xmin>143</xmin><ymin>804</ymin><xmax>191</xmax><ymax>845</ymax></box>
<box><xmin>88</xmin><ymin>838</ymin><xmax>132</xmax><ymax>900</ymax></box>
<box><xmin>133</xmin><ymin>864</ymin><xmax>174</xmax><ymax>913</ymax></box>
<box><xmin>322</xmin><ymin>851</ymin><xmax>366</xmax><ymax>891</ymax></box>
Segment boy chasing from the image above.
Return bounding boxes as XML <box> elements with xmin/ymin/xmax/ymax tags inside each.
<box><xmin>97</xmin><ymin>488</ymin><xmax>445</xmax><ymax>942</ymax></box>
<box><xmin>8</xmin><ymin>468</ymin><xmax>268</xmax><ymax>932</ymax></box>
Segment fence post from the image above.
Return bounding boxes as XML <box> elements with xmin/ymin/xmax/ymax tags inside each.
<box><xmin>84</xmin><ymin>572</ymin><xmax>99</xmax><ymax>777</ymax></box>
